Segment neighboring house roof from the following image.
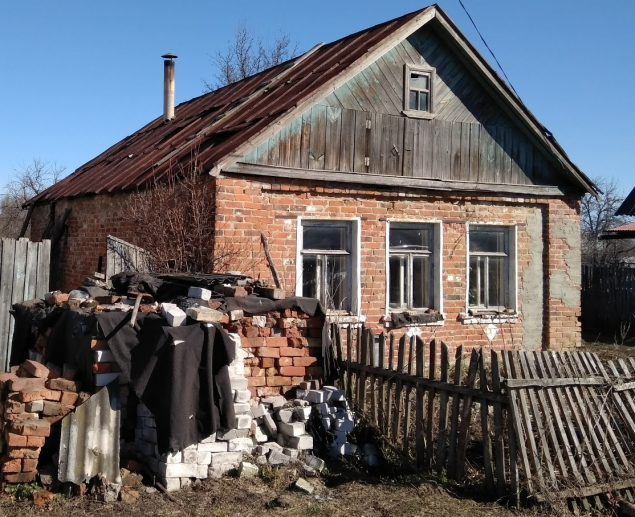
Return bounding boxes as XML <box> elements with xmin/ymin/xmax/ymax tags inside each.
<box><xmin>31</xmin><ymin>4</ymin><xmax>597</xmax><ymax>205</ymax></box>
<box><xmin>616</xmin><ymin>186</ymin><xmax>635</xmax><ymax>216</ymax></box>
<box><xmin>599</xmin><ymin>222</ymin><xmax>635</xmax><ymax>240</ymax></box>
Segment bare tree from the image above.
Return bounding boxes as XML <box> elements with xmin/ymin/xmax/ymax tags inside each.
<box><xmin>581</xmin><ymin>176</ymin><xmax>635</xmax><ymax>265</ymax></box>
<box><xmin>203</xmin><ymin>22</ymin><xmax>298</xmax><ymax>90</ymax></box>
<box><xmin>0</xmin><ymin>159</ymin><xmax>65</xmax><ymax>238</ymax></box>
<box><xmin>125</xmin><ymin>150</ymin><xmax>262</xmax><ymax>275</ymax></box>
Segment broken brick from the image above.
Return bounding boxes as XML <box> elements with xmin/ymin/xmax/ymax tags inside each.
<box><xmin>9</xmin><ymin>377</ymin><xmax>45</xmax><ymax>392</ymax></box>
<box><xmin>10</xmin><ymin>419</ymin><xmax>51</xmax><ymax>437</ymax></box>
<box><xmin>18</xmin><ymin>388</ymin><xmax>54</xmax><ymax>403</ymax></box>
<box><xmin>22</xmin><ymin>360</ymin><xmax>49</xmax><ymax>379</ymax></box>
<box><xmin>21</xmin><ymin>458</ymin><xmax>38</xmax><ymax>472</ymax></box>
<box><xmin>7</xmin><ymin>447</ymin><xmax>40</xmax><ymax>459</ymax></box>
<box><xmin>77</xmin><ymin>392</ymin><xmax>91</xmax><ymax>405</ymax></box>
<box><xmin>4</xmin><ymin>472</ymin><xmax>36</xmax><ymax>483</ymax></box>
<box><xmin>276</xmin><ymin>357</ymin><xmax>293</xmax><ymax>367</ymax></box>
<box><xmin>42</xmin><ymin>401</ymin><xmax>73</xmax><ymax>417</ymax></box>
<box><xmin>293</xmin><ymin>356</ymin><xmax>319</xmax><ymax>367</ymax></box>
<box><xmin>0</xmin><ymin>372</ymin><xmax>18</xmax><ymax>390</ymax></box>
<box><xmin>46</xmin><ymin>378</ymin><xmax>80</xmax><ymax>392</ymax></box>
<box><xmin>1</xmin><ymin>458</ymin><xmax>22</xmax><ymax>473</ymax></box>
<box><xmin>59</xmin><ymin>391</ymin><xmax>79</xmax><ymax>406</ymax></box>
<box><xmin>33</xmin><ymin>490</ymin><xmax>54</xmax><ymax>507</ymax></box>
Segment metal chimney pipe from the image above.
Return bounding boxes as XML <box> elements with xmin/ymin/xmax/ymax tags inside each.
<box><xmin>162</xmin><ymin>53</ymin><xmax>177</xmax><ymax>122</ymax></box>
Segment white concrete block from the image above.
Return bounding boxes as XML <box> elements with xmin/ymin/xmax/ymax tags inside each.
<box><xmin>197</xmin><ymin>464</ymin><xmax>209</xmax><ymax>479</ymax></box>
<box><xmin>198</xmin><ymin>441</ymin><xmax>228</xmax><ymax>453</ymax></box>
<box><xmin>251</xmin><ymin>421</ymin><xmax>268</xmax><ymax>443</ymax></box>
<box><xmin>276</xmin><ymin>409</ymin><xmax>294</xmax><ymax>423</ymax></box>
<box><xmin>263</xmin><ymin>412</ymin><xmax>277</xmax><ymax>437</ymax></box>
<box><xmin>197</xmin><ymin>451</ymin><xmax>212</xmax><ymax>465</ymax></box>
<box><xmin>182</xmin><ymin>449</ymin><xmax>198</xmax><ymax>464</ymax></box>
<box><xmin>142</xmin><ymin>428</ymin><xmax>157</xmax><ymax>444</ymax></box>
<box><xmin>210</xmin><ymin>451</ymin><xmax>243</xmax><ymax>466</ymax></box>
<box><xmin>250</xmin><ymin>315</ymin><xmax>265</xmax><ymax>328</ymax></box>
<box><xmin>26</xmin><ymin>400</ymin><xmax>44</xmax><ymax>412</ymax></box>
<box><xmin>143</xmin><ymin>417</ymin><xmax>156</xmax><ymax>428</ymax></box>
<box><xmin>236</xmin><ymin>414</ymin><xmax>253</xmax><ymax>429</ymax></box>
<box><xmin>186</xmin><ymin>306</ymin><xmax>224</xmax><ymax>322</ymax></box>
<box><xmin>188</xmin><ymin>287</ymin><xmax>212</xmax><ymax>300</ymax></box>
<box><xmin>268</xmin><ymin>449</ymin><xmax>291</xmax><ymax>465</ymax></box>
<box><xmin>158</xmin><ymin>462</ymin><xmax>199</xmax><ymax>478</ymax></box>
<box><xmin>208</xmin><ymin>463</ymin><xmax>236</xmax><ymax>479</ymax></box>
<box><xmin>228</xmin><ymin>437</ymin><xmax>255</xmax><ymax>453</ymax></box>
<box><xmin>288</xmin><ymin>434</ymin><xmax>313</xmax><ymax>450</ymax></box>
<box><xmin>230</xmin><ymin>377</ymin><xmax>248</xmax><ymax>391</ymax></box>
<box><xmin>278</xmin><ymin>421</ymin><xmax>306</xmax><ymax>437</ymax></box>
<box><xmin>283</xmin><ymin>447</ymin><xmax>299</xmax><ymax>459</ymax></box>
<box><xmin>234</xmin><ymin>389</ymin><xmax>251</xmax><ymax>403</ymax></box>
<box><xmin>234</xmin><ymin>402</ymin><xmax>251</xmax><ymax>415</ymax></box>
<box><xmin>294</xmin><ymin>407</ymin><xmax>312</xmax><ymax>421</ymax></box>
<box><xmin>200</xmin><ymin>433</ymin><xmax>216</xmax><ymax>443</ymax></box>
<box><xmin>334</xmin><ymin>416</ymin><xmax>354</xmax><ymax>433</ymax></box>
<box><xmin>304</xmin><ymin>455</ymin><xmax>325</xmax><ymax>472</ymax></box>
<box><xmin>305</xmin><ymin>390</ymin><xmax>325</xmax><ymax>403</ymax></box>
<box><xmin>238</xmin><ymin>461</ymin><xmax>259</xmax><ymax>478</ymax></box>
<box><xmin>161</xmin><ymin>451</ymin><xmax>182</xmax><ymax>464</ymax></box>
<box><xmin>161</xmin><ymin>303</ymin><xmax>187</xmax><ymax>327</ymax></box>
<box><xmin>158</xmin><ymin>476</ymin><xmax>180</xmax><ymax>492</ymax></box>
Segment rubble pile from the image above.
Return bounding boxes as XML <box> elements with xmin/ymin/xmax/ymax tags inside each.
<box><xmin>0</xmin><ymin>360</ymin><xmax>89</xmax><ymax>484</ymax></box>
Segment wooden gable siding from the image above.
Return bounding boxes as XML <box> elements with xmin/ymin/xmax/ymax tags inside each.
<box><xmin>319</xmin><ymin>25</ymin><xmax>507</xmax><ymax>126</ymax></box>
<box><xmin>241</xmin><ymin>104</ymin><xmax>556</xmax><ymax>185</ymax></box>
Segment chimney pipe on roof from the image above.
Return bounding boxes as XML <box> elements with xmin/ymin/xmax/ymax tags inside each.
<box><xmin>162</xmin><ymin>53</ymin><xmax>177</xmax><ymax>122</ymax></box>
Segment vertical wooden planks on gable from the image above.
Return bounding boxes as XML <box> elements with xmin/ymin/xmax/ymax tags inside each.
<box><xmin>324</xmin><ymin>106</ymin><xmax>342</xmax><ymax>171</ymax></box>
<box><xmin>450</xmin><ymin>122</ymin><xmax>462</xmax><ymax>180</ymax></box>
<box><xmin>402</xmin><ymin>117</ymin><xmax>416</xmax><ymax>177</ymax></box>
<box><xmin>267</xmin><ymin>127</ymin><xmax>280</xmax><ymax>167</ymax></box>
<box><xmin>501</xmin><ymin>127</ymin><xmax>513</xmax><ymax>184</ymax></box>
<box><xmin>354</xmin><ymin>111</ymin><xmax>370</xmax><ymax>173</ymax></box>
<box><xmin>308</xmin><ymin>105</ymin><xmax>327</xmax><ymax>170</ymax></box>
<box><xmin>469</xmin><ymin>123</ymin><xmax>480</xmax><ymax>183</ymax></box>
<box><xmin>299</xmin><ymin>110</ymin><xmax>313</xmax><ymax>170</ymax></box>
<box><xmin>369</xmin><ymin>112</ymin><xmax>383</xmax><ymax>175</ymax></box>
<box><xmin>339</xmin><ymin>109</ymin><xmax>355</xmax><ymax>172</ymax></box>
<box><xmin>277</xmin><ymin>123</ymin><xmax>290</xmax><ymax>168</ymax></box>
<box><xmin>0</xmin><ymin>240</ymin><xmax>14</xmax><ymax>371</ymax></box>
<box><xmin>287</xmin><ymin>118</ymin><xmax>303</xmax><ymax>170</ymax></box>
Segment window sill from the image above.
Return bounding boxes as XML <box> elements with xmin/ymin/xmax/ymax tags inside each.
<box><xmin>325</xmin><ymin>314</ymin><xmax>366</xmax><ymax>326</ymax></box>
<box><xmin>402</xmin><ymin>110</ymin><xmax>436</xmax><ymax>120</ymax></box>
<box><xmin>383</xmin><ymin>311</ymin><xmax>445</xmax><ymax>329</ymax></box>
<box><xmin>458</xmin><ymin>312</ymin><xmax>519</xmax><ymax>325</ymax></box>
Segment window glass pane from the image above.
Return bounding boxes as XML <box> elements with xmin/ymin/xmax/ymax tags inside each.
<box><xmin>469</xmin><ymin>229</ymin><xmax>506</xmax><ymax>253</ymax></box>
<box><xmin>326</xmin><ymin>255</ymin><xmax>348</xmax><ymax>311</ymax></box>
<box><xmin>389</xmin><ymin>227</ymin><xmax>430</xmax><ymax>251</ymax></box>
<box><xmin>410</xmin><ymin>73</ymin><xmax>429</xmax><ymax>90</ymax></box>
<box><xmin>302</xmin><ymin>256</ymin><xmax>318</xmax><ymax>299</ymax></box>
<box><xmin>412</xmin><ymin>255</ymin><xmax>430</xmax><ymax>308</ymax></box>
<box><xmin>303</xmin><ymin>226</ymin><xmax>347</xmax><ymax>251</ymax></box>
<box><xmin>409</xmin><ymin>91</ymin><xmax>418</xmax><ymax>111</ymax></box>
<box><xmin>419</xmin><ymin>92</ymin><xmax>429</xmax><ymax>112</ymax></box>
<box><xmin>469</xmin><ymin>256</ymin><xmax>484</xmax><ymax>307</ymax></box>
<box><xmin>488</xmin><ymin>256</ymin><xmax>506</xmax><ymax>307</ymax></box>
<box><xmin>389</xmin><ymin>255</ymin><xmax>405</xmax><ymax>309</ymax></box>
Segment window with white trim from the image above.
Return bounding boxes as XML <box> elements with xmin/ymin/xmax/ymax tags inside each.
<box><xmin>388</xmin><ymin>223</ymin><xmax>436</xmax><ymax>311</ymax></box>
<box><xmin>468</xmin><ymin>226</ymin><xmax>514</xmax><ymax>311</ymax></box>
<box><xmin>300</xmin><ymin>221</ymin><xmax>353</xmax><ymax>312</ymax></box>
<box><xmin>403</xmin><ymin>65</ymin><xmax>435</xmax><ymax>117</ymax></box>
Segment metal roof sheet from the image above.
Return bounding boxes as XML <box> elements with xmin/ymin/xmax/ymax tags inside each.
<box><xmin>608</xmin><ymin>223</ymin><xmax>635</xmax><ymax>233</ymax></box>
<box><xmin>30</xmin><ymin>5</ymin><xmax>596</xmax><ymax>204</ymax></box>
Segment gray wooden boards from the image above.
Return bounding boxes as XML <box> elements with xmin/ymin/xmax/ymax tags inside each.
<box><xmin>106</xmin><ymin>235</ymin><xmax>150</xmax><ymax>283</ymax></box>
<box><xmin>0</xmin><ymin>238</ymin><xmax>50</xmax><ymax>372</ymax></box>
<box><xmin>504</xmin><ymin>350</ymin><xmax>635</xmax><ymax>512</ymax></box>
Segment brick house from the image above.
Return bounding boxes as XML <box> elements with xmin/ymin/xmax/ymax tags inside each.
<box><xmin>28</xmin><ymin>5</ymin><xmax>597</xmax><ymax>351</ymax></box>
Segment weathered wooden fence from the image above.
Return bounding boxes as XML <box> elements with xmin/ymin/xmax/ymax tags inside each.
<box><xmin>333</xmin><ymin>324</ymin><xmax>635</xmax><ymax>510</ymax></box>
<box><xmin>0</xmin><ymin>238</ymin><xmax>50</xmax><ymax>371</ymax></box>
<box><xmin>106</xmin><ymin>235</ymin><xmax>149</xmax><ymax>280</ymax></box>
<box><xmin>581</xmin><ymin>265</ymin><xmax>635</xmax><ymax>334</ymax></box>
<box><xmin>332</xmin><ymin>324</ymin><xmax>514</xmax><ymax>499</ymax></box>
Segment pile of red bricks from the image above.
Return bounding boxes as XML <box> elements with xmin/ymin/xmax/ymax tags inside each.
<box><xmin>0</xmin><ymin>360</ymin><xmax>90</xmax><ymax>484</ymax></box>
<box><xmin>221</xmin><ymin>309</ymin><xmax>324</xmax><ymax>399</ymax></box>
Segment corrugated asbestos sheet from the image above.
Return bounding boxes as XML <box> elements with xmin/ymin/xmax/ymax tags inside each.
<box><xmin>58</xmin><ymin>382</ymin><xmax>121</xmax><ymax>485</ymax></box>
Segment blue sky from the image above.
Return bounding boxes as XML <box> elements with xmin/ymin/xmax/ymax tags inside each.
<box><xmin>1</xmin><ymin>0</ymin><xmax>633</xmax><ymax>195</ymax></box>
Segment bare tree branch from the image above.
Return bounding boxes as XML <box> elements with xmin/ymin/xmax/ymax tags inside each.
<box><xmin>581</xmin><ymin>176</ymin><xmax>635</xmax><ymax>265</ymax></box>
<box><xmin>0</xmin><ymin>159</ymin><xmax>65</xmax><ymax>238</ymax></box>
<box><xmin>202</xmin><ymin>22</ymin><xmax>299</xmax><ymax>90</ymax></box>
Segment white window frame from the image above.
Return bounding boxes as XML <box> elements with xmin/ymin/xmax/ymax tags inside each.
<box><xmin>465</xmin><ymin>223</ymin><xmax>517</xmax><ymax>314</ymax></box>
<box><xmin>295</xmin><ymin>217</ymin><xmax>361</xmax><ymax>317</ymax></box>
<box><xmin>402</xmin><ymin>64</ymin><xmax>436</xmax><ymax>120</ymax></box>
<box><xmin>385</xmin><ymin>220</ymin><xmax>443</xmax><ymax>318</ymax></box>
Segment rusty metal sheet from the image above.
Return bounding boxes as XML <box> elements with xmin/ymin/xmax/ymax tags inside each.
<box><xmin>58</xmin><ymin>382</ymin><xmax>121</xmax><ymax>485</ymax></box>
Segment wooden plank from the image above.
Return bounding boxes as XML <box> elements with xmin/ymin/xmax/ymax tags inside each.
<box><xmin>446</xmin><ymin>345</ymin><xmax>464</xmax><ymax>478</ymax></box>
<box><xmin>386</xmin><ymin>333</ymin><xmax>395</xmax><ymax>435</ymax></box>
<box><xmin>359</xmin><ymin>328</ymin><xmax>369</xmax><ymax>413</ymax></box>
<box><xmin>277</xmin><ymin>119</ymin><xmax>290</xmax><ymax>167</ymax></box>
<box><xmin>35</xmin><ymin>240</ymin><xmax>51</xmax><ymax>298</ymax></box>
<box><xmin>435</xmin><ymin>343</ymin><xmax>450</xmax><ymax>473</ymax></box>
<box><xmin>518</xmin><ymin>353</ymin><xmax>566</xmax><ymax>485</ymax></box>
<box><xmin>479</xmin><ymin>349</ymin><xmax>494</xmax><ymax>491</ymax></box>
<box><xmin>507</xmin><ymin>407</ymin><xmax>520</xmax><ymax>506</ymax></box>
<box><xmin>402</xmin><ymin>117</ymin><xmax>415</xmax><ymax>177</ymax></box>
<box><xmin>415</xmin><ymin>336</ymin><xmax>425</xmax><ymax>466</ymax></box>
<box><xmin>490</xmin><ymin>351</ymin><xmax>506</xmax><ymax>496</ymax></box>
<box><xmin>346</xmin><ymin>326</ymin><xmax>353</xmax><ymax>400</ymax></box>
<box><xmin>468</xmin><ymin>123</ymin><xmax>479</xmax><ymax>183</ymax></box>
<box><xmin>503</xmin><ymin>351</ymin><xmax>536</xmax><ymax>493</ymax></box>
<box><xmin>369</xmin><ymin>331</ymin><xmax>377</xmax><ymax>425</ymax></box>
<box><xmin>308</xmin><ymin>105</ymin><xmax>327</xmax><ymax>170</ymax></box>
<box><xmin>403</xmin><ymin>335</ymin><xmax>416</xmax><ymax>456</ymax></box>
<box><xmin>450</xmin><ymin>122</ymin><xmax>462</xmax><ymax>180</ymax></box>
<box><xmin>339</xmin><ymin>109</ymin><xmax>355</xmax><ymax>172</ymax></box>
<box><xmin>392</xmin><ymin>334</ymin><xmax>407</xmax><ymax>443</ymax></box>
<box><xmin>0</xmin><ymin>240</ymin><xmax>14</xmax><ymax>372</ymax></box>
<box><xmin>287</xmin><ymin>117</ymin><xmax>303</xmax><ymax>169</ymax></box>
<box><xmin>299</xmin><ymin>109</ymin><xmax>312</xmax><ymax>170</ymax></box>
<box><xmin>455</xmin><ymin>348</ymin><xmax>479</xmax><ymax>480</ymax></box>
<box><xmin>505</xmin><ymin>377</ymin><xmax>604</xmax><ymax>389</ymax></box>
<box><xmin>267</xmin><ymin>126</ymin><xmax>280</xmax><ymax>167</ymax></box>
<box><xmin>23</xmin><ymin>240</ymin><xmax>38</xmax><ymax>301</ymax></box>
<box><xmin>424</xmin><ymin>339</ymin><xmax>437</xmax><ymax>469</ymax></box>
<box><xmin>353</xmin><ymin>111</ymin><xmax>369</xmax><ymax>173</ymax></box>
<box><xmin>7</xmin><ymin>239</ymin><xmax>28</xmax><ymax>369</ymax></box>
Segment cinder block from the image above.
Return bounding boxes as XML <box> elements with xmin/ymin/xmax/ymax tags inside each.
<box><xmin>186</xmin><ymin>306</ymin><xmax>224</xmax><ymax>322</ymax></box>
<box><xmin>294</xmin><ymin>407</ymin><xmax>312</xmax><ymax>421</ymax></box>
<box><xmin>236</xmin><ymin>414</ymin><xmax>252</xmax><ymax>429</ymax></box>
<box><xmin>197</xmin><ymin>451</ymin><xmax>212</xmax><ymax>465</ymax></box>
<box><xmin>305</xmin><ymin>390</ymin><xmax>326</xmax><ymax>404</ymax></box>
<box><xmin>261</xmin><ymin>396</ymin><xmax>286</xmax><ymax>409</ymax></box>
<box><xmin>334</xmin><ymin>415</ymin><xmax>354</xmax><ymax>433</ymax></box>
<box><xmin>262</xmin><ymin>413</ymin><xmax>277</xmax><ymax>438</ymax></box>
<box><xmin>251</xmin><ymin>315</ymin><xmax>266</xmax><ymax>328</ymax></box>
<box><xmin>187</xmin><ymin>287</ymin><xmax>212</xmax><ymax>300</ymax></box>
<box><xmin>197</xmin><ymin>464</ymin><xmax>209</xmax><ymax>479</ymax></box>
<box><xmin>304</xmin><ymin>455</ymin><xmax>325</xmax><ymax>472</ymax></box>
<box><xmin>228</xmin><ymin>437</ymin><xmax>255</xmax><ymax>453</ymax></box>
<box><xmin>288</xmin><ymin>434</ymin><xmax>313</xmax><ymax>450</ymax></box>
<box><xmin>200</xmin><ymin>433</ymin><xmax>216</xmax><ymax>443</ymax></box>
<box><xmin>210</xmin><ymin>451</ymin><xmax>243</xmax><ymax>466</ymax></box>
<box><xmin>276</xmin><ymin>409</ymin><xmax>294</xmax><ymax>423</ymax></box>
<box><xmin>198</xmin><ymin>441</ymin><xmax>228</xmax><ymax>453</ymax></box>
<box><xmin>158</xmin><ymin>462</ymin><xmax>199</xmax><ymax>478</ymax></box>
<box><xmin>234</xmin><ymin>402</ymin><xmax>251</xmax><ymax>415</ymax></box>
<box><xmin>283</xmin><ymin>447</ymin><xmax>299</xmax><ymax>459</ymax></box>
<box><xmin>161</xmin><ymin>303</ymin><xmax>186</xmax><ymax>327</ymax></box>
<box><xmin>142</xmin><ymin>427</ymin><xmax>157</xmax><ymax>444</ymax></box>
<box><xmin>267</xmin><ymin>449</ymin><xmax>291</xmax><ymax>465</ymax></box>
<box><xmin>161</xmin><ymin>451</ymin><xmax>182</xmax><ymax>464</ymax></box>
<box><xmin>137</xmin><ymin>404</ymin><xmax>153</xmax><ymax>417</ymax></box>
<box><xmin>157</xmin><ymin>476</ymin><xmax>181</xmax><ymax>491</ymax></box>
<box><xmin>25</xmin><ymin>400</ymin><xmax>44</xmax><ymax>413</ymax></box>
<box><xmin>251</xmin><ymin>404</ymin><xmax>267</xmax><ymax>419</ymax></box>
<box><xmin>251</xmin><ymin>422</ymin><xmax>268</xmax><ymax>443</ymax></box>
<box><xmin>238</xmin><ymin>461</ymin><xmax>259</xmax><ymax>478</ymax></box>
<box><xmin>182</xmin><ymin>449</ymin><xmax>197</xmax><ymax>464</ymax></box>
<box><xmin>230</xmin><ymin>377</ymin><xmax>248</xmax><ymax>391</ymax></box>
<box><xmin>208</xmin><ymin>463</ymin><xmax>236</xmax><ymax>479</ymax></box>
<box><xmin>278</xmin><ymin>421</ymin><xmax>306</xmax><ymax>437</ymax></box>
<box><xmin>234</xmin><ymin>389</ymin><xmax>251</xmax><ymax>403</ymax></box>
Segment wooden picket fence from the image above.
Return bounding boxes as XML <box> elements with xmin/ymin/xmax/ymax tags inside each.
<box><xmin>332</xmin><ymin>324</ymin><xmax>515</xmax><ymax>499</ymax></box>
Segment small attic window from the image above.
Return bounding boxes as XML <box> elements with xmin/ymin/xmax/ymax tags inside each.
<box><xmin>403</xmin><ymin>65</ymin><xmax>436</xmax><ymax>120</ymax></box>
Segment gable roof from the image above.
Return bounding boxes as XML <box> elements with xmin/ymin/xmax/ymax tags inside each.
<box><xmin>616</xmin><ymin>186</ymin><xmax>635</xmax><ymax>216</ymax></box>
<box><xmin>31</xmin><ymin>5</ymin><xmax>597</xmax><ymax>205</ymax></box>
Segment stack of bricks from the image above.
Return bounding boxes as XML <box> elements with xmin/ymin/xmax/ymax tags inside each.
<box><xmin>91</xmin><ymin>339</ymin><xmax>123</xmax><ymax>387</ymax></box>
<box><xmin>221</xmin><ymin>308</ymin><xmax>324</xmax><ymax>399</ymax></box>
<box><xmin>0</xmin><ymin>360</ymin><xmax>89</xmax><ymax>484</ymax></box>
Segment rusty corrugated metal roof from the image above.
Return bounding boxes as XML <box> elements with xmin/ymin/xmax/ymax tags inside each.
<box><xmin>617</xmin><ymin>187</ymin><xmax>635</xmax><ymax>216</ymax></box>
<box><xmin>58</xmin><ymin>382</ymin><xmax>121</xmax><ymax>485</ymax></box>
<box><xmin>608</xmin><ymin>223</ymin><xmax>635</xmax><ymax>233</ymax></box>
<box><xmin>31</xmin><ymin>8</ymin><xmax>427</xmax><ymax>204</ymax></box>
<box><xmin>30</xmin><ymin>4</ymin><xmax>596</xmax><ymax>204</ymax></box>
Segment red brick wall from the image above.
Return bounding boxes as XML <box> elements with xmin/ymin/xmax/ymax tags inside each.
<box><xmin>213</xmin><ymin>174</ymin><xmax>582</xmax><ymax>352</ymax></box>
